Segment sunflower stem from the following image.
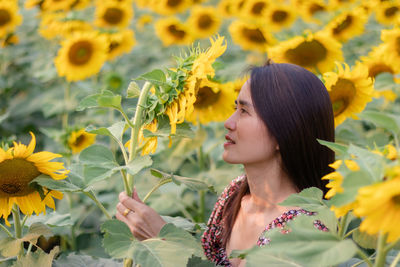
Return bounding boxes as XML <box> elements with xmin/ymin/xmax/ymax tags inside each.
<box><xmin>357</xmin><ymin>249</ymin><xmax>373</xmax><ymax>267</ymax></box>
<box><xmin>389</xmin><ymin>250</ymin><xmax>400</xmax><ymax>267</ymax></box>
<box><xmin>84</xmin><ymin>190</ymin><xmax>112</xmax><ymax>220</ymax></box>
<box><xmin>385</xmin><ymin>238</ymin><xmax>400</xmax><ymax>254</ymax></box>
<box><xmin>20</xmin><ymin>214</ymin><xmax>28</xmax><ymax>230</ymax></box>
<box><xmin>197</xmin><ymin>145</ymin><xmax>206</xmax><ymax>222</ymax></box>
<box><xmin>125</xmin><ymin>81</ymin><xmax>152</xmax><ymax>196</ymax></box>
<box><xmin>374</xmin><ymin>232</ymin><xmax>388</xmax><ymax>267</ymax></box>
<box><xmin>142</xmin><ymin>178</ymin><xmax>173</xmax><ymax>203</ymax></box>
<box><xmin>123</xmin><ymin>258</ymin><xmax>133</xmax><ymax>267</ymax></box>
<box><xmin>338</xmin><ymin>212</ymin><xmax>349</xmax><ymax>239</ymax></box>
<box><xmin>62</xmin><ymin>82</ymin><xmax>71</xmax><ymax>130</ymax></box>
<box><xmin>11</xmin><ymin>205</ymin><xmax>23</xmax><ymax>259</ymax></box>
<box><xmin>0</xmin><ymin>224</ymin><xmax>13</xmax><ymax>238</ymax></box>
<box><xmin>11</xmin><ymin>205</ymin><xmax>22</xmax><ymax>239</ymax></box>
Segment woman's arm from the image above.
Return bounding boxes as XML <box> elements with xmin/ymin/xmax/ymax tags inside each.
<box><xmin>116</xmin><ymin>188</ymin><xmax>166</xmax><ymax>240</ymax></box>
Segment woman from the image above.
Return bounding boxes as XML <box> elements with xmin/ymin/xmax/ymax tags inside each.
<box><xmin>116</xmin><ymin>61</ymin><xmax>335</xmax><ymax>266</ymax></box>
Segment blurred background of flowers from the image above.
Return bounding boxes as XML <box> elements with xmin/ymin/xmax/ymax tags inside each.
<box><xmin>1</xmin><ymin>0</ymin><xmax>400</xmax><ymax>266</ymax></box>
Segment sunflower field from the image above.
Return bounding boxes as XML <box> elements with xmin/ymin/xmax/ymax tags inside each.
<box><xmin>1</xmin><ymin>0</ymin><xmax>400</xmax><ymax>266</ymax></box>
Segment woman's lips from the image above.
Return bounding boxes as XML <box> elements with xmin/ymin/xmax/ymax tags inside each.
<box><xmin>224</xmin><ymin>135</ymin><xmax>235</xmax><ymax>147</ymax></box>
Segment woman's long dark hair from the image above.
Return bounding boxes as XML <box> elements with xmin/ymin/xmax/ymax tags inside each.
<box><xmin>221</xmin><ymin>62</ymin><xmax>335</xmax><ymax>248</ymax></box>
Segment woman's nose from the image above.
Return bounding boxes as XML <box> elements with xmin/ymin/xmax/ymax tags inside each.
<box><xmin>224</xmin><ymin>114</ymin><xmax>236</xmax><ymax>131</ymax></box>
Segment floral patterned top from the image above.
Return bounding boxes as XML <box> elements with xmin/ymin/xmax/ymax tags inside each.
<box><xmin>201</xmin><ymin>175</ymin><xmax>328</xmax><ymax>266</ymax></box>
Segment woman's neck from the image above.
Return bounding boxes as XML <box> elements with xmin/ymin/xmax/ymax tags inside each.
<box><xmin>243</xmin><ymin>160</ymin><xmax>298</xmax><ymax>214</ymax></box>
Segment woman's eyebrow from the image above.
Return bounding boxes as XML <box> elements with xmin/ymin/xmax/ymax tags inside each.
<box><xmin>235</xmin><ymin>99</ymin><xmax>253</xmax><ymax>107</ymax></box>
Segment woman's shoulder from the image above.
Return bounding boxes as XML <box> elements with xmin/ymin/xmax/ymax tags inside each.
<box><xmin>217</xmin><ymin>174</ymin><xmax>246</xmax><ymax>202</ymax></box>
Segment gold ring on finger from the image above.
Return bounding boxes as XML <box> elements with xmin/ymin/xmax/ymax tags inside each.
<box><xmin>123</xmin><ymin>208</ymin><xmax>131</xmax><ymax>216</ymax></box>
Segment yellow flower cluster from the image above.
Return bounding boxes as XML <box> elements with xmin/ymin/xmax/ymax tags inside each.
<box><xmin>0</xmin><ymin>1</ymin><xmax>22</xmax><ymax>46</ymax></box>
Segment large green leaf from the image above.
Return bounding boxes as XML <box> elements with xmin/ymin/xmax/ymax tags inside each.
<box><xmin>76</xmin><ymin>94</ymin><xmax>101</xmax><ymax>111</ymax></box>
<box><xmin>242</xmin><ymin>216</ymin><xmax>357</xmax><ymax>267</ymax></box>
<box><xmin>101</xmin><ymin>219</ymin><xmax>137</xmax><ymax>259</ymax></box>
<box><xmin>329</xmin><ymin>170</ymin><xmax>374</xmax><ymax>207</ymax></box>
<box><xmin>119</xmin><ymin>155</ymin><xmax>153</xmax><ymax>176</ymax></box>
<box><xmin>53</xmin><ymin>253</ymin><xmax>122</xmax><ymax>267</ymax></box>
<box><xmin>133</xmin><ymin>223</ymin><xmax>203</xmax><ymax>267</ymax></box>
<box><xmin>11</xmin><ymin>247</ymin><xmax>59</xmax><ymax>267</ymax></box>
<box><xmin>86</xmin><ymin>121</ymin><xmax>126</xmax><ymax>143</ymax></box>
<box><xmin>31</xmin><ymin>174</ymin><xmax>82</xmax><ymax>193</ymax></box>
<box><xmin>185</xmin><ymin>255</ymin><xmax>216</xmax><ymax>267</ymax></box>
<box><xmin>136</xmin><ymin>69</ymin><xmax>169</xmax><ymax>88</ymax></box>
<box><xmin>359</xmin><ymin>110</ymin><xmax>400</xmax><ymax>134</ymax></box>
<box><xmin>279</xmin><ymin>187</ymin><xmax>324</xmax><ymax>210</ymax></box>
<box><xmin>317</xmin><ymin>140</ymin><xmax>348</xmax><ymax>156</ymax></box>
<box><xmin>79</xmin><ymin>145</ymin><xmax>116</xmax><ymax>166</ymax></box>
<box><xmin>83</xmin><ymin>165</ymin><xmax>116</xmax><ymax>186</ymax></box>
<box><xmin>348</xmin><ymin>144</ymin><xmax>385</xmax><ymax>182</ymax></box>
<box><xmin>0</xmin><ymin>223</ymin><xmax>53</xmax><ymax>257</ymax></box>
<box><xmin>25</xmin><ymin>212</ymin><xmax>72</xmax><ymax>228</ymax></box>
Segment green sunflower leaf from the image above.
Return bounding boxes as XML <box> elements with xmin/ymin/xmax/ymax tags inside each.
<box><xmin>11</xmin><ymin>247</ymin><xmax>59</xmax><ymax>267</ymax></box>
<box><xmin>101</xmin><ymin>219</ymin><xmax>137</xmax><ymax>259</ymax></box>
<box><xmin>359</xmin><ymin>110</ymin><xmax>400</xmax><ymax>134</ymax></box>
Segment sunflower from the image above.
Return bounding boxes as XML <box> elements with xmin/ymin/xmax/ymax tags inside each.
<box><xmin>54</xmin><ymin>31</ymin><xmax>108</xmax><ymax>81</ymax></box>
<box><xmin>71</xmin><ymin>0</ymin><xmax>91</xmax><ymax>10</ymax></box>
<box><xmin>263</xmin><ymin>3</ymin><xmax>296</xmax><ymax>32</ymax></box>
<box><xmin>375</xmin><ymin>1</ymin><xmax>400</xmax><ymax>26</ymax></box>
<box><xmin>166</xmin><ymin>36</ymin><xmax>227</xmax><ymax>133</ymax></box>
<box><xmin>323</xmin><ymin>62</ymin><xmax>374</xmax><ymax>127</ymax></box>
<box><xmin>136</xmin><ymin>14</ymin><xmax>153</xmax><ymax>31</ymax></box>
<box><xmin>381</xmin><ymin>27</ymin><xmax>400</xmax><ymax>73</ymax></box>
<box><xmin>124</xmin><ymin>118</ymin><xmax>158</xmax><ymax>155</ymax></box>
<box><xmin>299</xmin><ymin>0</ymin><xmax>327</xmax><ymax>24</ymax></box>
<box><xmin>360</xmin><ymin>44</ymin><xmax>400</xmax><ymax>84</ymax></box>
<box><xmin>229</xmin><ymin>20</ymin><xmax>276</xmax><ymax>52</ymax></box>
<box><xmin>1</xmin><ymin>32</ymin><xmax>18</xmax><ymax>47</ymax></box>
<box><xmin>154</xmin><ymin>17</ymin><xmax>193</xmax><ymax>46</ymax></box>
<box><xmin>68</xmin><ymin>129</ymin><xmax>96</xmax><ymax>154</ymax></box>
<box><xmin>42</xmin><ymin>0</ymin><xmax>75</xmax><ymax>11</ymax></box>
<box><xmin>322</xmin><ymin>159</ymin><xmax>359</xmax><ymax>199</ymax></box>
<box><xmin>187</xmin><ymin>5</ymin><xmax>222</xmax><ymax>39</ymax></box>
<box><xmin>324</xmin><ymin>8</ymin><xmax>368</xmax><ymax>42</ymax></box>
<box><xmin>328</xmin><ymin>0</ymin><xmax>358</xmax><ymax>10</ymax></box>
<box><xmin>353</xmin><ymin>177</ymin><xmax>400</xmax><ymax>243</ymax></box>
<box><xmin>186</xmin><ymin>79</ymin><xmax>236</xmax><ymax>125</ymax></box>
<box><xmin>24</xmin><ymin>0</ymin><xmax>43</xmax><ymax>9</ymax></box>
<box><xmin>0</xmin><ymin>132</ymin><xmax>68</xmax><ymax>226</ymax></box>
<box><xmin>0</xmin><ymin>2</ymin><xmax>22</xmax><ymax>39</ymax></box>
<box><xmin>103</xmin><ymin>29</ymin><xmax>136</xmax><ymax>60</ymax></box>
<box><xmin>239</xmin><ymin>0</ymin><xmax>270</xmax><ymax>21</ymax></box>
<box><xmin>218</xmin><ymin>0</ymin><xmax>236</xmax><ymax>18</ymax></box>
<box><xmin>268</xmin><ymin>30</ymin><xmax>343</xmax><ymax>73</ymax></box>
<box><xmin>226</xmin><ymin>76</ymin><xmax>248</xmax><ymax>96</ymax></box>
<box><xmin>95</xmin><ymin>1</ymin><xmax>133</xmax><ymax>29</ymax></box>
<box><xmin>152</xmin><ymin>0</ymin><xmax>191</xmax><ymax>16</ymax></box>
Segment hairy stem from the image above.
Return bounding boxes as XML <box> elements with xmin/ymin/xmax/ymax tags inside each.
<box><xmin>142</xmin><ymin>178</ymin><xmax>173</xmax><ymax>203</ymax></box>
<box><xmin>84</xmin><ymin>191</ymin><xmax>112</xmax><ymax>220</ymax></box>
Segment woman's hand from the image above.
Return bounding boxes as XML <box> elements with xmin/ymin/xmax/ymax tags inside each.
<box><xmin>116</xmin><ymin>188</ymin><xmax>166</xmax><ymax>240</ymax></box>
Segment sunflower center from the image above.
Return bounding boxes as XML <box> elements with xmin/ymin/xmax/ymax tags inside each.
<box><xmin>73</xmin><ymin>134</ymin><xmax>86</xmax><ymax>147</ymax></box>
<box><xmin>251</xmin><ymin>2</ymin><xmax>266</xmax><ymax>15</ymax></box>
<box><xmin>194</xmin><ymin>86</ymin><xmax>221</xmax><ymax>108</ymax></box>
<box><xmin>103</xmin><ymin>7</ymin><xmax>123</xmax><ymax>25</ymax></box>
<box><xmin>168</xmin><ymin>25</ymin><xmax>186</xmax><ymax>39</ymax></box>
<box><xmin>392</xmin><ymin>195</ymin><xmax>400</xmax><ymax>206</ymax></box>
<box><xmin>396</xmin><ymin>37</ymin><xmax>400</xmax><ymax>55</ymax></box>
<box><xmin>109</xmin><ymin>41</ymin><xmax>120</xmax><ymax>52</ymax></box>
<box><xmin>272</xmin><ymin>10</ymin><xmax>288</xmax><ymax>22</ymax></box>
<box><xmin>369</xmin><ymin>63</ymin><xmax>393</xmax><ymax>77</ymax></box>
<box><xmin>167</xmin><ymin>0</ymin><xmax>182</xmax><ymax>7</ymax></box>
<box><xmin>333</xmin><ymin>15</ymin><xmax>353</xmax><ymax>35</ymax></box>
<box><xmin>329</xmin><ymin>78</ymin><xmax>356</xmax><ymax>116</ymax></box>
<box><xmin>309</xmin><ymin>4</ymin><xmax>325</xmax><ymax>15</ymax></box>
<box><xmin>284</xmin><ymin>39</ymin><xmax>327</xmax><ymax>67</ymax></box>
<box><xmin>68</xmin><ymin>41</ymin><xmax>93</xmax><ymax>65</ymax></box>
<box><xmin>242</xmin><ymin>27</ymin><xmax>266</xmax><ymax>43</ymax></box>
<box><xmin>385</xmin><ymin>6</ymin><xmax>399</xmax><ymax>17</ymax></box>
<box><xmin>0</xmin><ymin>9</ymin><xmax>11</xmax><ymax>26</ymax></box>
<box><xmin>198</xmin><ymin>14</ymin><xmax>213</xmax><ymax>29</ymax></box>
<box><xmin>0</xmin><ymin>158</ymin><xmax>41</xmax><ymax>197</ymax></box>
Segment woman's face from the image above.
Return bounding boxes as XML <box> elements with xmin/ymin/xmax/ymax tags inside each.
<box><xmin>223</xmin><ymin>80</ymin><xmax>279</xmax><ymax>165</ymax></box>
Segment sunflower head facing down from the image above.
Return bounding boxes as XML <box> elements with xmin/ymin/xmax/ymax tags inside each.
<box><xmin>323</xmin><ymin>62</ymin><xmax>374</xmax><ymax>127</ymax></box>
<box><xmin>54</xmin><ymin>31</ymin><xmax>108</xmax><ymax>81</ymax></box>
<box><xmin>0</xmin><ymin>132</ymin><xmax>69</xmax><ymax>226</ymax></box>
<box><xmin>268</xmin><ymin>30</ymin><xmax>343</xmax><ymax>73</ymax></box>
<box><xmin>68</xmin><ymin>129</ymin><xmax>96</xmax><ymax>154</ymax></box>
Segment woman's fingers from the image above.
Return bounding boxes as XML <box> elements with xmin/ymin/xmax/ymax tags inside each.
<box><xmin>119</xmin><ymin>191</ymin><xmax>146</xmax><ymax>215</ymax></box>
